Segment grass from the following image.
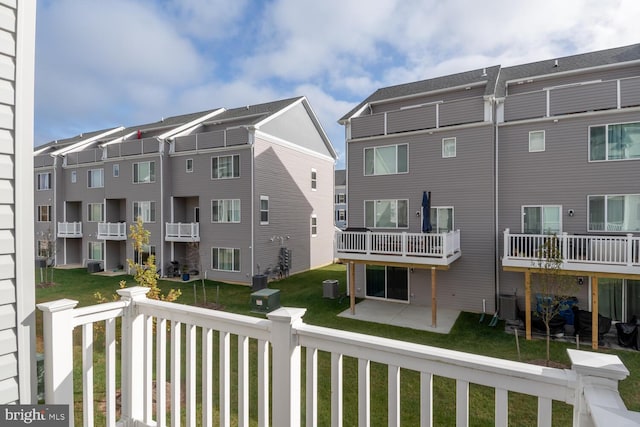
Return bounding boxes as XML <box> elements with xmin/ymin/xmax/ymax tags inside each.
<box><xmin>36</xmin><ymin>264</ymin><xmax>640</xmax><ymax>426</ymax></box>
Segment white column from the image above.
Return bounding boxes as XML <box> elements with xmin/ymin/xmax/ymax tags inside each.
<box><xmin>37</xmin><ymin>298</ymin><xmax>78</xmax><ymax>426</ymax></box>
<box><xmin>268</xmin><ymin>307</ymin><xmax>307</xmax><ymax>427</ymax></box>
<box><xmin>117</xmin><ymin>286</ymin><xmax>151</xmax><ymax>424</ymax></box>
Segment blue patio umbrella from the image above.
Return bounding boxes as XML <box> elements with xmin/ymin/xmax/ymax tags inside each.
<box><xmin>422</xmin><ymin>191</ymin><xmax>432</xmax><ymax>233</ymax></box>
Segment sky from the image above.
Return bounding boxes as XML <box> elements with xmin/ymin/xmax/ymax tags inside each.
<box><xmin>34</xmin><ymin>0</ymin><xmax>640</xmax><ymax>168</ymax></box>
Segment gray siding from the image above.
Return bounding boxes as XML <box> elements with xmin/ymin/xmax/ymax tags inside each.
<box><xmin>347</xmin><ymin>124</ymin><xmax>496</xmax><ymax>313</ymax></box>
<box><xmin>549</xmin><ymin>80</ymin><xmax>617</xmax><ymax>115</ymax></box>
<box><xmin>504</xmin><ymin>91</ymin><xmax>547</xmax><ymax>122</ymax></box>
<box><xmin>371</xmin><ymin>86</ymin><xmax>485</xmax><ymax>113</ymax></box>
<box><xmin>621</xmin><ymin>76</ymin><xmax>640</xmax><ymax>107</ymax></box>
<box><xmin>439</xmin><ymin>97</ymin><xmax>485</xmax><ymax>126</ymax></box>
<box><xmin>387</xmin><ymin>105</ymin><xmax>437</xmax><ymax>134</ymax></box>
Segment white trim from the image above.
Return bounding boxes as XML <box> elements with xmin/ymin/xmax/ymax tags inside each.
<box><xmin>364</xmin><ymin>199</ymin><xmax>410</xmax><ymax>229</ymax></box>
<box><xmin>442</xmin><ymin>137</ymin><xmax>457</xmax><ymax>158</ymax></box>
<box><xmin>348</xmin><ymin>120</ymin><xmax>491</xmax><ymax>143</ymax></box>
<box><xmin>311</xmin><ymin>168</ymin><xmax>317</xmax><ymax>191</ymax></box>
<box><xmin>588</xmin><ymin>120</ymin><xmax>640</xmax><ymax>162</ymax></box>
<box><xmin>528</xmin><ymin>130</ymin><xmax>545</xmax><ymax>153</ymax></box>
<box><xmin>185</xmin><ymin>158</ymin><xmax>193</xmax><ymax>173</ymax></box>
<box><xmin>363</xmin><ymin>143</ymin><xmax>409</xmax><ymax>176</ymax></box>
<box><xmin>51</xmin><ymin>126</ymin><xmax>125</xmax><ymax>156</ymax></box>
<box><xmin>311</xmin><ymin>214</ymin><xmax>318</xmax><ymax>237</ymax></box>
<box><xmin>520</xmin><ymin>205</ymin><xmax>562</xmax><ymax>234</ymax></box>
<box><xmin>497</xmin><ymin>105</ymin><xmax>640</xmax><ymax>128</ymax></box>
<box><xmin>260</xmin><ymin>195</ymin><xmax>269</xmax><ymax>225</ymax></box>
<box><xmin>157</xmin><ymin>109</ymin><xmax>226</xmax><ymax>140</ymax></box>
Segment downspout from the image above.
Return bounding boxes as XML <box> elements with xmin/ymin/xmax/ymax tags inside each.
<box><xmin>494</xmin><ymin>98</ymin><xmax>501</xmax><ymax>312</ymax></box>
<box><xmin>52</xmin><ymin>155</ymin><xmax>58</xmax><ymax>265</ymax></box>
<box><xmin>250</xmin><ymin>130</ymin><xmax>255</xmax><ymax>279</ymax></box>
<box><xmin>159</xmin><ymin>140</ymin><xmax>165</xmax><ymax>276</ymax></box>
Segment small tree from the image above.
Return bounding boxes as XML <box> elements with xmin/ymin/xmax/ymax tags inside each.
<box><xmin>95</xmin><ymin>217</ymin><xmax>181</xmax><ymax>303</ymax></box>
<box><xmin>532</xmin><ymin>234</ymin><xmax>578</xmax><ymax>365</ymax></box>
<box><xmin>37</xmin><ymin>227</ymin><xmax>56</xmax><ymax>286</ymax></box>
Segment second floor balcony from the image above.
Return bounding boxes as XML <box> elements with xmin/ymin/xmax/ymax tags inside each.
<box><xmin>336</xmin><ymin>229</ymin><xmax>461</xmax><ymax>266</ymax></box>
<box><xmin>165</xmin><ymin>222</ymin><xmax>200</xmax><ymax>242</ymax></box>
<box><xmin>97</xmin><ymin>222</ymin><xmax>127</xmax><ymax>240</ymax></box>
<box><xmin>57</xmin><ymin>221</ymin><xmax>82</xmax><ymax>238</ymax></box>
<box><xmin>502</xmin><ymin>228</ymin><xmax>640</xmax><ymax>275</ymax></box>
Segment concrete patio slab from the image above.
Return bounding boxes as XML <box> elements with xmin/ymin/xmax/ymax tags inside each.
<box><xmin>338</xmin><ymin>299</ymin><xmax>460</xmax><ymax>334</ymax></box>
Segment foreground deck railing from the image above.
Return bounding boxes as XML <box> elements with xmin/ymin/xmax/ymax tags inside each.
<box><xmin>38</xmin><ymin>287</ymin><xmax>640</xmax><ymax>427</ymax></box>
<box><xmin>503</xmin><ymin>228</ymin><xmax>640</xmax><ymax>274</ymax></box>
<box><xmin>335</xmin><ymin>229</ymin><xmax>461</xmax><ymax>266</ymax></box>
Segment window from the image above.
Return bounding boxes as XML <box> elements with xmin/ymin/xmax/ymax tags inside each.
<box><xmin>133</xmin><ymin>201</ymin><xmax>156</xmax><ymax>222</ymax></box>
<box><xmin>113</xmin><ymin>164</ymin><xmax>119</xmax><ymax>177</ymax></box>
<box><xmin>186</xmin><ymin>158</ymin><xmax>193</xmax><ymax>173</ymax></box>
<box><xmin>37</xmin><ymin>240</ymin><xmax>50</xmax><ymax>258</ymax></box>
<box><xmin>212</xmin><ymin>154</ymin><xmax>240</xmax><ymax>179</ymax></box>
<box><xmin>364</xmin><ymin>144</ymin><xmax>408</xmax><ymax>176</ymax></box>
<box><xmin>311</xmin><ymin>215</ymin><xmax>317</xmax><ymax>236</ymax></box>
<box><xmin>134</xmin><ymin>245</ymin><xmax>155</xmax><ymax>265</ymax></box>
<box><xmin>211</xmin><ymin>199</ymin><xmax>240</xmax><ymax>223</ymax></box>
<box><xmin>522</xmin><ymin>205</ymin><xmax>561</xmax><ymax>234</ymax></box>
<box><xmin>337</xmin><ymin>209</ymin><xmax>346</xmax><ymax>222</ymax></box>
<box><xmin>37</xmin><ymin>205</ymin><xmax>51</xmax><ymax>222</ymax></box>
<box><xmin>71</xmin><ymin>170</ymin><xmax>77</xmax><ymax>183</ymax></box>
<box><xmin>133</xmin><ymin>161</ymin><xmax>155</xmax><ymax>183</ymax></box>
<box><xmin>529</xmin><ymin>130</ymin><xmax>545</xmax><ymax>152</ymax></box>
<box><xmin>87</xmin><ymin>169</ymin><xmax>104</xmax><ymax>188</ymax></box>
<box><xmin>442</xmin><ymin>137</ymin><xmax>457</xmax><ymax>158</ymax></box>
<box><xmin>590</xmin><ymin>122</ymin><xmax>640</xmax><ymax>161</ymax></box>
<box><xmin>212</xmin><ymin>247</ymin><xmax>240</xmax><ymax>271</ymax></box>
<box><xmin>588</xmin><ymin>194</ymin><xmax>640</xmax><ymax>232</ymax></box>
<box><xmin>311</xmin><ymin>169</ymin><xmax>317</xmax><ymax>190</ymax></box>
<box><xmin>87</xmin><ymin>203</ymin><xmax>104</xmax><ymax>222</ymax></box>
<box><xmin>260</xmin><ymin>196</ymin><xmax>269</xmax><ymax>225</ymax></box>
<box><xmin>335</xmin><ymin>193</ymin><xmax>346</xmax><ymax>204</ymax></box>
<box><xmin>37</xmin><ymin>172</ymin><xmax>51</xmax><ymax>190</ymax></box>
<box><xmin>365</xmin><ymin>199</ymin><xmax>408</xmax><ymax>228</ymax></box>
<box><xmin>598</xmin><ymin>278</ymin><xmax>640</xmax><ymax>322</ymax></box>
<box><xmin>430</xmin><ymin>207</ymin><xmax>454</xmax><ymax>233</ymax></box>
<box><xmin>88</xmin><ymin>242</ymin><xmax>104</xmax><ymax>261</ymax></box>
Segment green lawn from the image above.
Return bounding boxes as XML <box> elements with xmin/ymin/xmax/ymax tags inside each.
<box><xmin>36</xmin><ymin>264</ymin><xmax>640</xmax><ymax>426</ymax></box>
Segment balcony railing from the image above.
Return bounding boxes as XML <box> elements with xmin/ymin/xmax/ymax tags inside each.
<box><xmin>97</xmin><ymin>222</ymin><xmax>127</xmax><ymax>240</ymax></box>
<box><xmin>37</xmin><ymin>287</ymin><xmax>640</xmax><ymax>427</ymax></box>
<box><xmin>57</xmin><ymin>222</ymin><xmax>82</xmax><ymax>238</ymax></box>
<box><xmin>165</xmin><ymin>222</ymin><xmax>200</xmax><ymax>242</ymax></box>
<box><xmin>336</xmin><ymin>230</ymin><xmax>461</xmax><ymax>266</ymax></box>
<box><xmin>502</xmin><ymin>228</ymin><xmax>640</xmax><ymax>274</ymax></box>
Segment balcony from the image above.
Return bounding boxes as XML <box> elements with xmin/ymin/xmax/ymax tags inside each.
<box><xmin>335</xmin><ymin>230</ymin><xmax>461</xmax><ymax>266</ymax></box>
<box><xmin>165</xmin><ymin>222</ymin><xmax>200</xmax><ymax>242</ymax></box>
<box><xmin>502</xmin><ymin>228</ymin><xmax>640</xmax><ymax>275</ymax></box>
<box><xmin>97</xmin><ymin>222</ymin><xmax>127</xmax><ymax>240</ymax></box>
<box><xmin>37</xmin><ymin>287</ymin><xmax>640</xmax><ymax>426</ymax></box>
<box><xmin>57</xmin><ymin>222</ymin><xmax>82</xmax><ymax>238</ymax></box>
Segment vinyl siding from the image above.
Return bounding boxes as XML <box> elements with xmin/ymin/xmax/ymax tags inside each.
<box><xmin>549</xmin><ymin>80</ymin><xmax>618</xmax><ymax>115</ymax></box>
<box><xmin>347</xmin><ymin>124</ymin><xmax>496</xmax><ymax>313</ymax></box>
<box><xmin>371</xmin><ymin>86</ymin><xmax>486</xmax><ymax>113</ymax></box>
<box><xmin>621</xmin><ymin>76</ymin><xmax>640</xmax><ymax>107</ymax></box>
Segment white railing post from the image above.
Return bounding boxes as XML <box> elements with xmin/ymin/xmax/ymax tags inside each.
<box><xmin>402</xmin><ymin>232</ymin><xmax>407</xmax><ymax>257</ymax></box>
<box><xmin>627</xmin><ymin>234</ymin><xmax>633</xmax><ymax>266</ymax></box>
<box><xmin>562</xmin><ymin>232</ymin><xmax>568</xmax><ymax>261</ymax></box>
<box><xmin>268</xmin><ymin>307</ymin><xmax>307</xmax><ymax>427</ymax></box>
<box><xmin>117</xmin><ymin>286</ymin><xmax>151</xmax><ymax>425</ymax></box>
<box><xmin>568</xmin><ymin>349</ymin><xmax>637</xmax><ymax>427</ymax></box>
<box><xmin>37</xmin><ymin>298</ymin><xmax>78</xmax><ymax>425</ymax></box>
<box><xmin>503</xmin><ymin>228</ymin><xmax>510</xmax><ymax>258</ymax></box>
<box><xmin>366</xmin><ymin>231</ymin><xmax>371</xmax><ymax>254</ymax></box>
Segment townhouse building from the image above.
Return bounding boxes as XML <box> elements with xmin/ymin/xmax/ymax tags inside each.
<box><xmin>337</xmin><ymin>44</ymin><xmax>640</xmax><ymax>341</ymax></box>
<box><xmin>34</xmin><ymin>96</ymin><xmax>337</xmax><ymax>286</ymax></box>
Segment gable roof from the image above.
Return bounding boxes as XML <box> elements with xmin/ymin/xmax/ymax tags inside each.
<box><xmin>339</xmin><ymin>65</ymin><xmax>501</xmax><ymax>122</ymax></box>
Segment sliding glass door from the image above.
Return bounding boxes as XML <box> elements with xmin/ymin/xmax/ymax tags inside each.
<box><xmin>366</xmin><ymin>265</ymin><xmax>409</xmax><ymax>302</ymax></box>
<box><xmin>598</xmin><ymin>278</ymin><xmax>640</xmax><ymax>322</ymax></box>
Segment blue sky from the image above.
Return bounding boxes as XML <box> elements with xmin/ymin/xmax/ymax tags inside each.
<box><xmin>34</xmin><ymin>0</ymin><xmax>640</xmax><ymax>168</ymax></box>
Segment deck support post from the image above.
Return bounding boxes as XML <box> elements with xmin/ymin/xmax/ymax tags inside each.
<box><xmin>525</xmin><ymin>271</ymin><xmax>531</xmax><ymax>340</ymax></box>
<box><xmin>431</xmin><ymin>267</ymin><xmax>437</xmax><ymax>327</ymax></box>
<box><xmin>591</xmin><ymin>276</ymin><xmax>599</xmax><ymax>350</ymax></box>
<box><xmin>349</xmin><ymin>262</ymin><xmax>356</xmax><ymax>315</ymax></box>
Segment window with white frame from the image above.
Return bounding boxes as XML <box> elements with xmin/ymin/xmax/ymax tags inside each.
<box><xmin>529</xmin><ymin>130</ymin><xmax>545</xmax><ymax>152</ymax></box>
<box><xmin>88</xmin><ymin>241</ymin><xmax>104</xmax><ymax>261</ymax></box>
<box><xmin>364</xmin><ymin>144</ymin><xmax>408</xmax><ymax>176</ymax></box>
<box><xmin>211</xmin><ymin>247</ymin><xmax>240</xmax><ymax>271</ymax></box>
<box><xmin>87</xmin><ymin>203</ymin><xmax>104</xmax><ymax>222</ymax></box>
<box><xmin>211</xmin><ymin>154</ymin><xmax>240</xmax><ymax>179</ymax></box>
<box><xmin>71</xmin><ymin>170</ymin><xmax>77</xmax><ymax>183</ymax></box>
<box><xmin>260</xmin><ymin>196</ymin><xmax>269</xmax><ymax>225</ymax></box>
<box><xmin>365</xmin><ymin>199</ymin><xmax>408</xmax><ymax>228</ymax></box>
<box><xmin>87</xmin><ymin>169</ymin><xmax>104</xmax><ymax>188</ymax></box>
<box><xmin>133</xmin><ymin>201</ymin><xmax>156</xmax><ymax>222</ymax></box>
<box><xmin>37</xmin><ymin>172</ymin><xmax>51</xmax><ymax>190</ymax></box>
<box><xmin>335</xmin><ymin>193</ymin><xmax>346</xmax><ymax>204</ymax></box>
<box><xmin>211</xmin><ymin>199</ymin><xmax>240</xmax><ymax>223</ymax></box>
<box><xmin>430</xmin><ymin>207</ymin><xmax>454</xmax><ymax>233</ymax></box>
<box><xmin>113</xmin><ymin>164</ymin><xmax>119</xmax><ymax>177</ymax></box>
<box><xmin>311</xmin><ymin>169</ymin><xmax>317</xmax><ymax>190</ymax></box>
<box><xmin>134</xmin><ymin>245</ymin><xmax>156</xmax><ymax>265</ymax></box>
<box><xmin>590</xmin><ymin>122</ymin><xmax>640</xmax><ymax>161</ymax></box>
<box><xmin>337</xmin><ymin>209</ymin><xmax>346</xmax><ymax>222</ymax></box>
<box><xmin>588</xmin><ymin>194</ymin><xmax>640</xmax><ymax>232</ymax></box>
<box><xmin>133</xmin><ymin>161</ymin><xmax>155</xmax><ymax>183</ymax></box>
<box><xmin>311</xmin><ymin>215</ymin><xmax>317</xmax><ymax>236</ymax></box>
<box><xmin>442</xmin><ymin>137</ymin><xmax>456</xmax><ymax>158</ymax></box>
<box><xmin>186</xmin><ymin>158</ymin><xmax>193</xmax><ymax>173</ymax></box>
<box><xmin>522</xmin><ymin>205</ymin><xmax>561</xmax><ymax>234</ymax></box>
<box><xmin>37</xmin><ymin>205</ymin><xmax>51</xmax><ymax>222</ymax></box>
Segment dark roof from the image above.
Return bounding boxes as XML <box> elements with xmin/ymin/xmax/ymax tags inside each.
<box><xmin>108</xmin><ymin>108</ymin><xmax>222</xmax><ymax>141</ymax></box>
<box><xmin>34</xmin><ymin>127</ymin><xmax>120</xmax><ymax>152</ymax></box>
<box><xmin>207</xmin><ymin>96</ymin><xmax>303</xmax><ymax>126</ymax></box>
<box><xmin>495</xmin><ymin>43</ymin><xmax>640</xmax><ymax>97</ymax></box>
<box><xmin>340</xmin><ymin>65</ymin><xmax>500</xmax><ymax>122</ymax></box>
<box><xmin>335</xmin><ymin>169</ymin><xmax>346</xmax><ymax>186</ymax></box>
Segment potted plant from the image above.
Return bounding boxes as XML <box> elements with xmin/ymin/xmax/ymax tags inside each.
<box><xmin>181</xmin><ymin>265</ymin><xmax>190</xmax><ymax>281</ymax></box>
